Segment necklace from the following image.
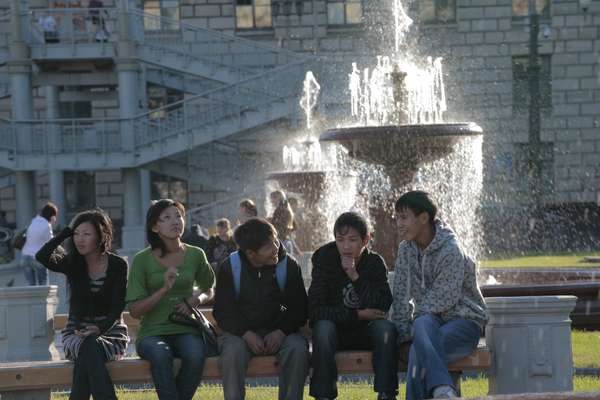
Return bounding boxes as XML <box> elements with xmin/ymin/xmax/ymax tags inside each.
<box><xmin>88</xmin><ymin>254</ymin><xmax>108</xmax><ymax>280</ymax></box>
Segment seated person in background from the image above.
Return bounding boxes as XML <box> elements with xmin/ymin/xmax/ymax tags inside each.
<box><xmin>391</xmin><ymin>191</ymin><xmax>488</xmax><ymax>400</ymax></box>
<box><xmin>213</xmin><ymin>218</ymin><xmax>309</xmax><ymax>400</ymax></box>
<box><xmin>36</xmin><ymin>208</ymin><xmax>128</xmax><ymax>400</ymax></box>
<box><xmin>309</xmin><ymin>211</ymin><xmax>398</xmax><ymax>400</ymax></box>
<box><xmin>206</xmin><ymin>218</ymin><xmax>237</xmax><ymax>274</ymax></box>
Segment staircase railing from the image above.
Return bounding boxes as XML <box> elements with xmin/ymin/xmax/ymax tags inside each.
<box><xmin>133</xmin><ymin>60</ymin><xmax>307</xmax><ymax>149</ymax></box>
<box><xmin>130</xmin><ymin>10</ymin><xmax>305</xmax><ymax>73</ymax></box>
<box><xmin>0</xmin><ymin>117</ymin><xmax>122</xmax><ymax>156</ymax></box>
<box><xmin>29</xmin><ymin>8</ymin><xmax>119</xmax><ymax>46</ymax></box>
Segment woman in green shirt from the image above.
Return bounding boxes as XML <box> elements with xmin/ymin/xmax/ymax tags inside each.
<box><xmin>126</xmin><ymin>199</ymin><xmax>215</xmax><ymax>400</ymax></box>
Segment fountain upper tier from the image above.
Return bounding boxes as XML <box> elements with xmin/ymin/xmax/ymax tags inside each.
<box><xmin>320</xmin><ymin>122</ymin><xmax>483</xmax><ymax>188</ymax></box>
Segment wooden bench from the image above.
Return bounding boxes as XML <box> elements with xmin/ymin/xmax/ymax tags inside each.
<box><xmin>0</xmin><ymin>312</ymin><xmax>491</xmax><ymax>396</ymax></box>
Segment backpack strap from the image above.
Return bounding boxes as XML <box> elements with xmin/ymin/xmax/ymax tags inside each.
<box><xmin>229</xmin><ymin>252</ymin><xmax>288</xmax><ymax>298</ymax></box>
<box><xmin>275</xmin><ymin>256</ymin><xmax>288</xmax><ymax>292</ymax></box>
<box><xmin>229</xmin><ymin>251</ymin><xmax>242</xmax><ymax>298</ymax></box>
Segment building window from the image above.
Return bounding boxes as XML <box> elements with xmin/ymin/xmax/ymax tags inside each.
<box><xmin>151</xmin><ymin>172</ymin><xmax>188</xmax><ymax>206</ymax></box>
<box><xmin>512</xmin><ymin>0</ymin><xmax>550</xmax><ymax>19</ymax></box>
<box><xmin>143</xmin><ymin>0</ymin><xmax>180</xmax><ymax>30</ymax></box>
<box><xmin>147</xmin><ymin>85</ymin><xmax>184</xmax><ymax>119</ymax></box>
<box><xmin>65</xmin><ymin>171</ymin><xmax>96</xmax><ymax>221</ymax></box>
<box><xmin>327</xmin><ymin>0</ymin><xmax>362</xmax><ymax>25</ymax></box>
<box><xmin>512</xmin><ymin>55</ymin><xmax>552</xmax><ymax>113</ymax></box>
<box><xmin>236</xmin><ymin>0</ymin><xmax>272</xmax><ymax>29</ymax></box>
<box><xmin>419</xmin><ymin>0</ymin><xmax>455</xmax><ymax>23</ymax></box>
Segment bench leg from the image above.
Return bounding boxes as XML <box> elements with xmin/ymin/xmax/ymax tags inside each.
<box><xmin>450</xmin><ymin>372</ymin><xmax>461</xmax><ymax>397</ymax></box>
<box><xmin>0</xmin><ymin>390</ymin><xmax>51</xmax><ymax>400</ymax></box>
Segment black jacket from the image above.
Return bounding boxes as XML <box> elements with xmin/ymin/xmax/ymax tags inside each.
<box><xmin>308</xmin><ymin>241</ymin><xmax>392</xmax><ymax>329</ymax></box>
<box><xmin>36</xmin><ymin>227</ymin><xmax>128</xmax><ymax>333</ymax></box>
<box><xmin>206</xmin><ymin>235</ymin><xmax>237</xmax><ymax>264</ymax></box>
<box><xmin>213</xmin><ymin>244</ymin><xmax>307</xmax><ymax>336</ymax></box>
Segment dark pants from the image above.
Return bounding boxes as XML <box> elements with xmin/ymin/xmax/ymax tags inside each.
<box><xmin>137</xmin><ymin>334</ymin><xmax>208</xmax><ymax>400</ymax></box>
<box><xmin>69</xmin><ymin>336</ymin><xmax>117</xmax><ymax>400</ymax></box>
<box><xmin>310</xmin><ymin>320</ymin><xmax>399</xmax><ymax>399</ymax></box>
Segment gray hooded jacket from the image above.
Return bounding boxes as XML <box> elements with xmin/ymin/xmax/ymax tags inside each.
<box><xmin>391</xmin><ymin>219</ymin><xmax>488</xmax><ymax>343</ymax></box>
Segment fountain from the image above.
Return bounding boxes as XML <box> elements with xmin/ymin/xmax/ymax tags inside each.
<box><xmin>267</xmin><ymin>72</ymin><xmax>356</xmax><ymax>252</ymax></box>
<box><xmin>314</xmin><ymin>0</ymin><xmax>600</xmax><ymax>329</ymax></box>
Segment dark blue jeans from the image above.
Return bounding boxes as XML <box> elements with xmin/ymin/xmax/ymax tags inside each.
<box><xmin>137</xmin><ymin>334</ymin><xmax>208</xmax><ymax>400</ymax></box>
<box><xmin>406</xmin><ymin>314</ymin><xmax>481</xmax><ymax>400</ymax></box>
<box><xmin>310</xmin><ymin>319</ymin><xmax>399</xmax><ymax>399</ymax></box>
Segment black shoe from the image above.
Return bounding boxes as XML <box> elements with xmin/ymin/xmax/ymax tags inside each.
<box><xmin>377</xmin><ymin>393</ymin><xmax>397</xmax><ymax>400</ymax></box>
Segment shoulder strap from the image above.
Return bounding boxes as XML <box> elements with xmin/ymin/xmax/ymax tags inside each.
<box><xmin>230</xmin><ymin>252</ymin><xmax>288</xmax><ymax>298</ymax></box>
<box><xmin>229</xmin><ymin>251</ymin><xmax>242</xmax><ymax>298</ymax></box>
<box><xmin>275</xmin><ymin>256</ymin><xmax>288</xmax><ymax>292</ymax></box>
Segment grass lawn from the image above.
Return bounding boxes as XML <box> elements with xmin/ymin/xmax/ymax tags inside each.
<box><xmin>51</xmin><ymin>376</ymin><xmax>600</xmax><ymax>399</ymax></box>
<box><xmin>573</xmin><ymin>330</ymin><xmax>600</xmax><ymax>369</ymax></box>
<box><xmin>481</xmin><ymin>252</ymin><xmax>600</xmax><ymax>268</ymax></box>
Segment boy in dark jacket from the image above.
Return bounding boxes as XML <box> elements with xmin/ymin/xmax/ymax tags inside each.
<box><xmin>213</xmin><ymin>218</ymin><xmax>309</xmax><ymax>400</ymax></box>
<box><xmin>309</xmin><ymin>212</ymin><xmax>398</xmax><ymax>400</ymax></box>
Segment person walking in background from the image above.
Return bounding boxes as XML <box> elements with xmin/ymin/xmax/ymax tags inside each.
<box><xmin>36</xmin><ymin>208</ymin><xmax>129</xmax><ymax>400</ymax></box>
<box><xmin>21</xmin><ymin>202</ymin><xmax>58</xmax><ymax>285</ymax></box>
<box><xmin>206</xmin><ymin>218</ymin><xmax>237</xmax><ymax>275</ymax></box>
<box><xmin>126</xmin><ymin>199</ymin><xmax>215</xmax><ymax>400</ymax></box>
<box><xmin>268</xmin><ymin>190</ymin><xmax>296</xmax><ymax>256</ymax></box>
<box><xmin>309</xmin><ymin>212</ymin><xmax>398</xmax><ymax>400</ymax></box>
<box><xmin>213</xmin><ymin>218</ymin><xmax>309</xmax><ymax>400</ymax></box>
<box><xmin>391</xmin><ymin>191</ymin><xmax>487</xmax><ymax>400</ymax></box>
<box><xmin>237</xmin><ymin>199</ymin><xmax>258</xmax><ymax>226</ymax></box>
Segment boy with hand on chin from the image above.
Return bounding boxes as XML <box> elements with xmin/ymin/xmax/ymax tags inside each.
<box><xmin>391</xmin><ymin>191</ymin><xmax>487</xmax><ymax>400</ymax></box>
<box><xmin>309</xmin><ymin>212</ymin><xmax>398</xmax><ymax>400</ymax></box>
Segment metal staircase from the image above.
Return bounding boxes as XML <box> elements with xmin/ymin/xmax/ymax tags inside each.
<box><xmin>0</xmin><ymin>8</ymin><xmax>312</xmax><ymax>171</ymax></box>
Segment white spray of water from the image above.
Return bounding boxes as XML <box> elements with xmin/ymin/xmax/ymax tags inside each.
<box><xmin>393</xmin><ymin>0</ymin><xmax>413</xmax><ymax>53</ymax></box>
<box><xmin>299</xmin><ymin>71</ymin><xmax>321</xmax><ymax>130</ymax></box>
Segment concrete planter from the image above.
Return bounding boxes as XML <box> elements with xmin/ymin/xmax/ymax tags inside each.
<box><xmin>486</xmin><ymin>296</ymin><xmax>577</xmax><ymax>395</ymax></box>
<box><xmin>0</xmin><ymin>285</ymin><xmax>59</xmax><ymax>362</ymax></box>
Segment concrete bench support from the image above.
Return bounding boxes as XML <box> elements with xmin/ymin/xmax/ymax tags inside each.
<box><xmin>486</xmin><ymin>295</ymin><xmax>577</xmax><ymax>395</ymax></box>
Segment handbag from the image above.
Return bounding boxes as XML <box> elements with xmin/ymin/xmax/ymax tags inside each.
<box><xmin>12</xmin><ymin>229</ymin><xmax>27</xmax><ymax>251</ymax></box>
<box><xmin>168</xmin><ymin>298</ymin><xmax>218</xmax><ymax>352</ymax></box>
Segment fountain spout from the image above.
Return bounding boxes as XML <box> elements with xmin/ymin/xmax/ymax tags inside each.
<box><xmin>391</xmin><ymin>67</ymin><xmax>409</xmax><ymax>125</ymax></box>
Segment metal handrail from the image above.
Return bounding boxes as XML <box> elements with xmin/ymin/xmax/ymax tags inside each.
<box><xmin>29</xmin><ymin>8</ymin><xmax>119</xmax><ymax>45</ymax></box>
<box><xmin>132</xmin><ymin>60</ymin><xmax>306</xmax><ymax>148</ymax></box>
<box><xmin>130</xmin><ymin>9</ymin><xmax>306</xmax><ymax>68</ymax></box>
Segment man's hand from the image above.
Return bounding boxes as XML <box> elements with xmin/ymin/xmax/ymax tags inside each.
<box><xmin>357</xmin><ymin>308</ymin><xmax>386</xmax><ymax>321</ymax></box>
<box><xmin>242</xmin><ymin>331</ymin><xmax>265</xmax><ymax>355</ymax></box>
<box><xmin>341</xmin><ymin>256</ymin><xmax>359</xmax><ymax>281</ymax></box>
<box><xmin>263</xmin><ymin>329</ymin><xmax>285</xmax><ymax>354</ymax></box>
<box><xmin>163</xmin><ymin>267</ymin><xmax>178</xmax><ymax>291</ymax></box>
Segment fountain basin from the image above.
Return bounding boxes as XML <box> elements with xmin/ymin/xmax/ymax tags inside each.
<box><xmin>321</xmin><ymin>122</ymin><xmax>482</xmax><ymax>184</ymax></box>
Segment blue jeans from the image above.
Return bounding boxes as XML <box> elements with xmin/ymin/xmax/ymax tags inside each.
<box><xmin>406</xmin><ymin>314</ymin><xmax>481</xmax><ymax>400</ymax></box>
<box><xmin>137</xmin><ymin>334</ymin><xmax>208</xmax><ymax>400</ymax></box>
<box><xmin>310</xmin><ymin>319</ymin><xmax>399</xmax><ymax>399</ymax></box>
<box><xmin>21</xmin><ymin>254</ymin><xmax>48</xmax><ymax>286</ymax></box>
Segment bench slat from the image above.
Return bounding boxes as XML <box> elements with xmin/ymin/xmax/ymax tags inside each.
<box><xmin>0</xmin><ymin>350</ymin><xmax>490</xmax><ymax>392</ymax></box>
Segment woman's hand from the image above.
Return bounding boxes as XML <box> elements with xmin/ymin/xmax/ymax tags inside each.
<box><xmin>163</xmin><ymin>267</ymin><xmax>178</xmax><ymax>291</ymax></box>
<box><xmin>76</xmin><ymin>325</ymin><xmax>100</xmax><ymax>337</ymax></box>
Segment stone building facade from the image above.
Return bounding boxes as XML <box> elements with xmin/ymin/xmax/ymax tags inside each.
<box><xmin>0</xmin><ymin>0</ymin><xmax>598</xmax><ymax>253</ymax></box>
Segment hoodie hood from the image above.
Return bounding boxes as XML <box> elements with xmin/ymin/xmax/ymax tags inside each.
<box><xmin>407</xmin><ymin>219</ymin><xmax>456</xmax><ymax>256</ymax></box>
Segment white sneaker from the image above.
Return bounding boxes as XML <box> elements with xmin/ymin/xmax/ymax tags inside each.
<box><xmin>432</xmin><ymin>385</ymin><xmax>458</xmax><ymax>398</ymax></box>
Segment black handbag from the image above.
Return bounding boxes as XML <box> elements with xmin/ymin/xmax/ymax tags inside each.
<box><xmin>168</xmin><ymin>298</ymin><xmax>218</xmax><ymax>352</ymax></box>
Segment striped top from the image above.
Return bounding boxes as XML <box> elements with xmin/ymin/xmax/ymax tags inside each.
<box><xmin>90</xmin><ymin>273</ymin><xmax>106</xmax><ymax>293</ymax></box>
